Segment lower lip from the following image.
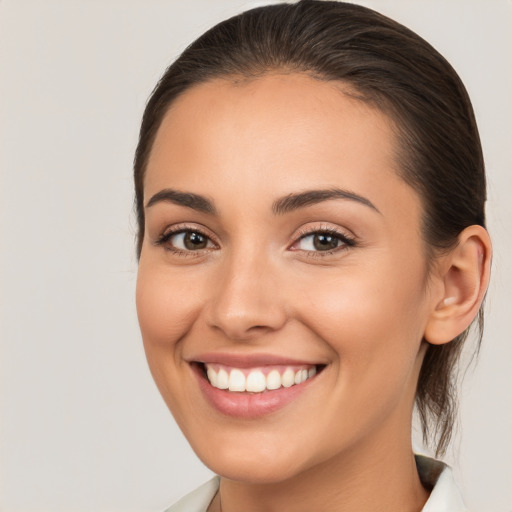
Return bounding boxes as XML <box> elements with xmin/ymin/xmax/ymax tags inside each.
<box><xmin>193</xmin><ymin>364</ymin><xmax>318</xmax><ymax>418</ymax></box>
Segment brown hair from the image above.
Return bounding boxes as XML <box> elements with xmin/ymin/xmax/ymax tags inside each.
<box><xmin>134</xmin><ymin>0</ymin><xmax>486</xmax><ymax>456</ymax></box>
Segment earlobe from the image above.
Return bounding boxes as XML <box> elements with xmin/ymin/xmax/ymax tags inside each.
<box><xmin>424</xmin><ymin>225</ymin><xmax>491</xmax><ymax>345</ymax></box>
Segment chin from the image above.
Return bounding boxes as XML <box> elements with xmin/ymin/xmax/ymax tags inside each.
<box><xmin>205</xmin><ymin>456</ymin><xmax>305</xmax><ymax>484</ymax></box>
<box><xmin>191</xmin><ymin>432</ymin><xmax>312</xmax><ymax>484</ymax></box>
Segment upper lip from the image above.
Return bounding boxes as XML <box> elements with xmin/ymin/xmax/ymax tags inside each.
<box><xmin>188</xmin><ymin>352</ymin><xmax>325</xmax><ymax>368</ymax></box>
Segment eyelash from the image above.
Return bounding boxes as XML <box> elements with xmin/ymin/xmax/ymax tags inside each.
<box><xmin>153</xmin><ymin>224</ymin><xmax>217</xmax><ymax>258</ymax></box>
<box><xmin>292</xmin><ymin>226</ymin><xmax>356</xmax><ymax>257</ymax></box>
<box><xmin>153</xmin><ymin>224</ymin><xmax>356</xmax><ymax>257</ymax></box>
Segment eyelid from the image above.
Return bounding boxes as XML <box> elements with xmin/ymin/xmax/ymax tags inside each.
<box><xmin>289</xmin><ymin>224</ymin><xmax>357</xmax><ymax>253</ymax></box>
<box><xmin>153</xmin><ymin>223</ymin><xmax>219</xmax><ymax>252</ymax></box>
<box><xmin>152</xmin><ymin>222</ymin><xmax>356</xmax><ymax>257</ymax></box>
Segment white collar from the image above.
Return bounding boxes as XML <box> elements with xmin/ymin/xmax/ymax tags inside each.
<box><xmin>416</xmin><ymin>455</ymin><xmax>468</xmax><ymax>511</ymax></box>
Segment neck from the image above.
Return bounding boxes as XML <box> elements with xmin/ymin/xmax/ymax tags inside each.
<box><xmin>209</xmin><ymin>426</ymin><xmax>429</xmax><ymax>512</ymax></box>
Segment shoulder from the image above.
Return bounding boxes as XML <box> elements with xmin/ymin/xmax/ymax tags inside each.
<box><xmin>416</xmin><ymin>455</ymin><xmax>468</xmax><ymax>512</ymax></box>
<box><xmin>163</xmin><ymin>476</ymin><xmax>220</xmax><ymax>512</ymax></box>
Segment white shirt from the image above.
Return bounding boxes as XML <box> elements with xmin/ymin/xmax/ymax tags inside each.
<box><xmin>164</xmin><ymin>455</ymin><xmax>467</xmax><ymax>512</ymax></box>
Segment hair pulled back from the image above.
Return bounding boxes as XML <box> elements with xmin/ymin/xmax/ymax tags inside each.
<box><xmin>134</xmin><ymin>0</ymin><xmax>486</xmax><ymax>456</ymax></box>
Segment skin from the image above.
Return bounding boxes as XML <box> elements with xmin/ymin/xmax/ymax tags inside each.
<box><xmin>137</xmin><ymin>73</ymin><xmax>455</xmax><ymax>511</ymax></box>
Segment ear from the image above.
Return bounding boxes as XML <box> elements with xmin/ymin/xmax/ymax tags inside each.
<box><xmin>424</xmin><ymin>225</ymin><xmax>492</xmax><ymax>345</ymax></box>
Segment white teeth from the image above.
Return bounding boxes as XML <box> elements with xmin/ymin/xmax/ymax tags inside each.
<box><xmin>204</xmin><ymin>364</ymin><xmax>319</xmax><ymax>393</ymax></box>
<box><xmin>281</xmin><ymin>368</ymin><xmax>295</xmax><ymax>388</ymax></box>
<box><xmin>228</xmin><ymin>369</ymin><xmax>246</xmax><ymax>392</ymax></box>
<box><xmin>266</xmin><ymin>369</ymin><xmax>281</xmax><ymax>390</ymax></box>
<box><xmin>246</xmin><ymin>371</ymin><xmax>266</xmax><ymax>392</ymax></box>
<box><xmin>206</xmin><ymin>367</ymin><xmax>217</xmax><ymax>387</ymax></box>
<box><xmin>217</xmin><ymin>368</ymin><xmax>229</xmax><ymax>389</ymax></box>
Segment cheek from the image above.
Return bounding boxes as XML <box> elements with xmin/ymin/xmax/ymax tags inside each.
<box><xmin>294</xmin><ymin>259</ymin><xmax>428</xmax><ymax>367</ymax></box>
<box><xmin>136</xmin><ymin>262</ymin><xmax>201</xmax><ymax>349</ymax></box>
<box><xmin>135</xmin><ymin>261</ymin><xmax>206</xmax><ymax>422</ymax></box>
<box><xmin>292</xmin><ymin>266</ymin><xmax>428</xmax><ymax>441</ymax></box>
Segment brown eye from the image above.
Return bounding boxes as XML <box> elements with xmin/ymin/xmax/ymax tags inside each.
<box><xmin>163</xmin><ymin>230</ymin><xmax>215</xmax><ymax>251</ymax></box>
<box><xmin>312</xmin><ymin>233</ymin><xmax>340</xmax><ymax>251</ymax></box>
<box><xmin>183</xmin><ymin>231</ymin><xmax>208</xmax><ymax>250</ymax></box>
<box><xmin>297</xmin><ymin>232</ymin><xmax>344</xmax><ymax>252</ymax></box>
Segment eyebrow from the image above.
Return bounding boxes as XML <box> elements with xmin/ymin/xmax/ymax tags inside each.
<box><xmin>145</xmin><ymin>187</ymin><xmax>379</xmax><ymax>215</ymax></box>
<box><xmin>272</xmin><ymin>188</ymin><xmax>380</xmax><ymax>215</ymax></box>
<box><xmin>146</xmin><ymin>189</ymin><xmax>217</xmax><ymax>214</ymax></box>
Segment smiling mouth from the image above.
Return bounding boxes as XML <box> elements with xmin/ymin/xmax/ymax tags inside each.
<box><xmin>197</xmin><ymin>363</ymin><xmax>325</xmax><ymax>393</ymax></box>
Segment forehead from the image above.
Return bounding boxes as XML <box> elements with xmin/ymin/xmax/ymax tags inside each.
<box><xmin>150</xmin><ymin>73</ymin><xmax>395</xmax><ymax>168</ymax></box>
<box><xmin>145</xmin><ymin>73</ymin><xmax>417</xmax><ymax>221</ymax></box>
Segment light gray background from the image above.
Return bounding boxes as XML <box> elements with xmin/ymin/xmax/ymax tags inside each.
<box><xmin>0</xmin><ymin>1</ymin><xmax>510</xmax><ymax>511</ymax></box>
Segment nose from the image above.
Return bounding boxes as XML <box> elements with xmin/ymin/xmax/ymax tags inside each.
<box><xmin>204</xmin><ymin>251</ymin><xmax>288</xmax><ymax>341</ymax></box>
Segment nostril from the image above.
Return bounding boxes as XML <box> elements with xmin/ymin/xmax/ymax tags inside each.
<box><xmin>204</xmin><ymin>281</ymin><xmax>288</xmax><ymax>341</ymax></box>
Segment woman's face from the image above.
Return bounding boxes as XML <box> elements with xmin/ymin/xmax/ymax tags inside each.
<box><xmin>137</xmin><ymin>74</ymin><xmax>436</xmax><ymax>483</ymax></box>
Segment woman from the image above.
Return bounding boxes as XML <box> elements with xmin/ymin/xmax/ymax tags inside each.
<box><xmin>134</xmin><ymin>1</ymin><xmax>491</xmax><ymax>510</ymax></box>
